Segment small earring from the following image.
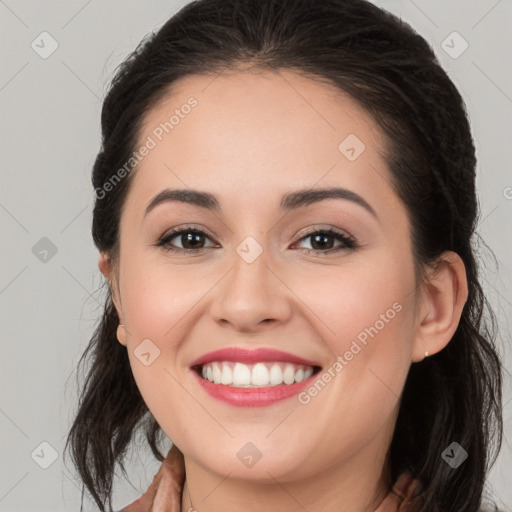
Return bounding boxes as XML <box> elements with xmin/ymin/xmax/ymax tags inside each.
<box><xmin>424</xmin><ymin>351</ymin><xmax>429</xmax><ymax>358</ymax></box>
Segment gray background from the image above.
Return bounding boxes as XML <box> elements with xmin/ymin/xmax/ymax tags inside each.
<box><xmin>0</xmin><ymin>0</ymin><xmax>511</xmax><ymax>510</ymax></box>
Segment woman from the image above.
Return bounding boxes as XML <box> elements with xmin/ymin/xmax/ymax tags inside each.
<box><xmin>64</xmin><ymin>0</ymin><xmax>504</xmax><ymax>511</ymax></box>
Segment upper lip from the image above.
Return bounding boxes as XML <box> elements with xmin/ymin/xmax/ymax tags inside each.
<box><xmin>190</xmin><ymin>347</ymin><xmax>321</xmax><ymax>368</ymax></box>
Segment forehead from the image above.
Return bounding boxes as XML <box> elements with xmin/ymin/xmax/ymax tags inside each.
<box><xmin>138</xmin><ymin>68</ymin><xmax>383</xmax><ymax>155</ymax></box>
<box><xmin>126</xmin><ymin>69</ymin><xmax>398</xmax><ymax>218</ymax></box>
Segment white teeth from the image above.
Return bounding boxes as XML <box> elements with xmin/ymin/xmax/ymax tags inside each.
<box><xmin>221</xmin><ymin>364</ymin><xmax>233</xmax><ymax>385</ymax></box>
<box><xmin>294</xmin><ymin>368</ymin><xmax>305</xmax><ymax>383</ymax></box>
<box><xmin>199</xmin><ymin>361</ymin><xmax>317</xmax><ymax>387</ymax></box>
<box><xmin>269</xmin><ymin>363</ymin><xmax>283</xmax><ymax>385</ymax></box>
<box><xmin>252</xmin><ymin>363</ymin><xmax>270</xmax><ymax>386</ymax></box>
<box><xmin>233</xmin><ymin>362</ymin><xmax>251</xmax><ymax>386</ymax></box>
<box><xmin>283</xmin><ymin>364</ymin><xmax>295</xmax><ymax>385</ymax></box>
<box><xmin>212</xmin><ymin>362</ymin><xmax>222</xmax><ymax>384</ymax></box>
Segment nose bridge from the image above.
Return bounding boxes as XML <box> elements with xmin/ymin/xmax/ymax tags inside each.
<box><xmin>228</xmin><ymin>235</ymin><xmax>274</xmax><ymax>303</ymax></box>
<box><xmin>210</xmin><ymin>234</ymin><xmax>291</xmax><ymax>329</ymax></box>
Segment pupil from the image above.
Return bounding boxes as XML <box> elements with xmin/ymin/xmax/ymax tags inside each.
<box><xmin>183</xmin><ymin>232</ymin><xmax>203</xmax><ymax>249</ymax></box>
<box><xmin>313</xmin><ymin>233</ymin><xmax>332</xmax><ymax>249</ymax></box>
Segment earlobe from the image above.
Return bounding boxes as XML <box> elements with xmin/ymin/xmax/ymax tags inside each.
<box><xmin>117</xmin><ymin>324</ymin><xmax>127</xmax><ymax>346</ymax></box>
<box><xmin>98</xmin><ymin>251</ymin><xmax>125</xmax><ymax>332</ymax></box>
<box><xmin>98</xmin><ymin>251</ymin><xmax>111</xmax><ymax>279</ymax></box>
<box><xmin>411</xmin><ymin>251</ymin><xmax>468</xmax><ymax>362</ymax></box>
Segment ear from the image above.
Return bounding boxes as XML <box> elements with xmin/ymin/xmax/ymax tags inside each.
<box><xmin>411</xmin><ymin>251</ymin><xmax>468</xmax><ymax>362</ymax></box>
<box><xmin>98</xmin><ymin>251</ymin><xmax>127</xmax><ymax>346</ymax></box>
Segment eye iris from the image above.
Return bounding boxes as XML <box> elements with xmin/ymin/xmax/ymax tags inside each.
<box><xmin>182</xmin><ymin>231</ymin><xmax>204</xmax><ymax>249</ymax></box>
<box><xmin>311</xmin><ymin>233</ymin><xmax>333</xmax><ymax>250</ymax></box>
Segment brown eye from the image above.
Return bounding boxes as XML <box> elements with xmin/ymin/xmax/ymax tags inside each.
<box><xmin>156</xmin><ymin>227</ymin><xmax>217</xmax><ymax>253</ymax></box>
<box><xmin>175</xmin><ymin>230</ymin><xmax>206</xmax><ymax>250</ymax></box>
<box><xmin>294</xmin><ymin>229</ymin><xmax>356</xmax><ymax>254</ymax></box>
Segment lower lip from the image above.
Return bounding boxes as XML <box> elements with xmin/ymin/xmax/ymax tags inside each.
<box><xmin>193</xmin><ymin>370</ymin><xmax>316</xmax><ymax>407</ymax></box>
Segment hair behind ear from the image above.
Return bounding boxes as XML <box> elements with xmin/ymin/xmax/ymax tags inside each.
<box><xmin>63</xmin><ymin>297</ymin><xmax>165</xmax><ymax>511</ymax></box>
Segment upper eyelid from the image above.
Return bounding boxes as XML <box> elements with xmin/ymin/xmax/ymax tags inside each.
<box><xmin>163</xmin><ymin>225</ymin><xmax>217</xmax><ymax>241</ymax></box>
<box><xmin>162</xmin><ymin>225</ymin><xmax>351</xmax><ymax>238</ymax></box>
<box><xmin>160</xmin><ymin>225</ymin><xmax>355</xmax><ymax>248</ymax></box>
<box><xmin>158</xmin><ymin>225</ymin><xmax>219</xmax><ymax>249</ymax></box>
<box><xmin>294</xmin><ymin>224</ymin><xmax>354</xmax><ymax>241</ymax></box>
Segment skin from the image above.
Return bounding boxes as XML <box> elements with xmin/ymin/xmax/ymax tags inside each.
<box><xmin>98</xmin><ymin>68</ymin><xmax>468</xmax><ymax>512</ymax></box>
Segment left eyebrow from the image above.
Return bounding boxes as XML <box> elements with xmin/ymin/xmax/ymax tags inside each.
<box><xmin>144</xmin><ymin>189</ymin><xmax>221</xmax><ymax>218</ymax></box>
<box><xmin>279</xmin><ymin>187</ymin><xmax>378</xmax><ymax>220</ymax></box>
<box><xmin>144</xmin><ymin>186</ymin><xmax>378</xmax><ymax>221</ymax></box>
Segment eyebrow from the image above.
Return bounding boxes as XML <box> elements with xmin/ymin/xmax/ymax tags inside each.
<box><xmin>144</xmin><ymin>187</ymin><xmax>378</xmax><ymax>220</ymax></box>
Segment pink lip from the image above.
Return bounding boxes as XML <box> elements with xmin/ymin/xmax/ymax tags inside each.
<box><xmin>192</xmin><ymin>370</ymin><xmax>317</xmax><ymax>407</ymax></box>
<box><xmin>190</xmin><ymin>347</ymin><xmax>320</xmax><ymax>367</ymax></box>
<box><xmin>189</xmin><ymin>347</ymin><xmax>321</xmax><ymax>407</ymax></box>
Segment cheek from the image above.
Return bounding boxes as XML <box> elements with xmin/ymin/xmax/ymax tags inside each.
<box><xmin>118</xmin><ymin>254</ymin><xmax>226</xmax><ymax>429</ymax></box>
<box><xmin>296</xmin><ymin>253</ymin><xmax>415</xmax><ymax>351</ymax></box>
<box><xmin>291</xmin><ymin>296</ymin><xmax>413</xmax><ymax>467</ymax></box>
<box><xmin>120</xmin><ymin>255</ymin><xmax>207</xmax><ymax>341</ymax></box>
<box><xmin>294</xmin><ymin>254</ymin><xmax>416</xmax><ymax>410</ymax></box>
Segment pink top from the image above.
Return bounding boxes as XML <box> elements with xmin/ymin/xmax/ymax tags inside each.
<box><xmin>118</xmin><ymin>445</ymin><xmax>423</xmax><ymax>512</ymax></box>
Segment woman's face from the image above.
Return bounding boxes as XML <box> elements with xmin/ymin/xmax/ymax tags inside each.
<box><xmin>103</xmin><ymin>69</ymin><xmax>427</xmax><ymax>483</ymax></box>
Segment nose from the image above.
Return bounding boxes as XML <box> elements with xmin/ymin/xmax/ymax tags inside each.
<box><xmin>209</xmin><ymin>245</ymin><xmax>293</xmax><ymax>334</ymax></box>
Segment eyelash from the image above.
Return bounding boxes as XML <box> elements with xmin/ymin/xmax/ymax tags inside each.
<box><xmin>154</xmin><ymin>225</ymin><xmax>357</xmax><ymax>255</ymax></box>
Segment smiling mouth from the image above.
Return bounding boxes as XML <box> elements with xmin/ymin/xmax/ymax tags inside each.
<box><xmin>192</xmin><ymin>361</ymin><xmax>322</xmax><ymax>388</ymax></box>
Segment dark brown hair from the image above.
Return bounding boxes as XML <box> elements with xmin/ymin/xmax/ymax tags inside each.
<box><xmin>64</xmin><ymin>1</ymin><xmax>504</xmax><ymax>510</ymax></box>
